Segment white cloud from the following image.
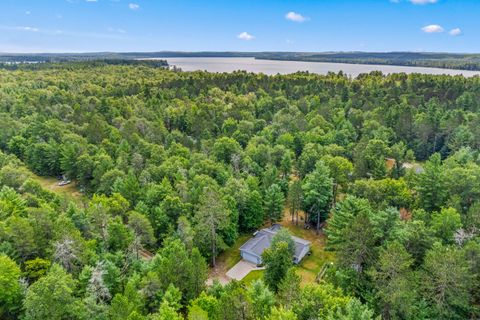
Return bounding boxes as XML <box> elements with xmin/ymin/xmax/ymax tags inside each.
<box><xmin>237</xmin><ymin>32</ymin><xmax>254</xmax><ymax>41</ymax></box>
<box><xmin>285</xmin><ymin>11</ymin><xmax>307</xmax><ymax>22</ymax></box>
<box><xmin>18</xmin><ymin>26</ymin><xmax>39</xmax><ymax>32</ymax></box>
<box><xmin>421</xmin><ymin>24</ymin><xmax>444</xmax><ymax>33</ymax></box>
<box><xmin>0</xmin><ymin>25</ymin><xmax>128</xmax><ymax>41</ymax></box>
<box><xmin>128</xmin><ymin>3</ymin><xmax>139</xmax><ymax>10</ymax></box>
<box><xmin>108</xmin><ymin>27</ymin><xmax>127</xmax><ymax>34</ymax></box>
<box><xmin>86</xmin><ymin>0</ymin><xmax>98</xmax><ymax>2</ymax></box>
<box><xmin>409</xmin><ymin>0</ymin><xmax>438</xmax><ymax>4</ymax></box>
<box><xmin>449</xmin><ymin>28</ymin><xmax>462</xmax><ymax>36</ymax></box>
<box><xmin>25</xmin><ymin>11</ymin><xmax>31</xmax><ymax>15</ymax></box>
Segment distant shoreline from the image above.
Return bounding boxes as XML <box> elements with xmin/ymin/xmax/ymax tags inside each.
<box><xmin>2</xmin><ymin>51</ymin><xmax>480</xmax><ymax>72</ymax></box>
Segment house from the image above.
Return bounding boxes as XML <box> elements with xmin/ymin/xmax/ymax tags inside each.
<box><xmin>239</xmin><ymin>224</ymin><xmax>311</xmax><ymax>265</ymax></box>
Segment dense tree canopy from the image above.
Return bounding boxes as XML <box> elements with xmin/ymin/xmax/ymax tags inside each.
<box><xmin>0</xmin><ymin>61</ymin><xmax>480</xmax><ymax>318</ymax></box>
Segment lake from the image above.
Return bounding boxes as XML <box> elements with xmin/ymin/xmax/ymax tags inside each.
<box><xmin>162</xmin><ymin>57</ymin><xmax>480</xmax><ymax>78</ymax></box>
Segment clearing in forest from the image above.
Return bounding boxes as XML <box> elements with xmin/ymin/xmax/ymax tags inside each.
<box><xmin>210</xmin><ymin>208</ymin><xmax>335</xmax><ymax>286</ymax></box>
<box><xmin>31</xmin><ymin>174</ymin><xmax>85</xmax><ymax>205</ymax></box>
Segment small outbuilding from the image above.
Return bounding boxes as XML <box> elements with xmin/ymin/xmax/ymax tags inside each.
<box><xmin>239</xmin><ymin>224</ymin><xmax>311</xmax><ymax>265</ymax></box>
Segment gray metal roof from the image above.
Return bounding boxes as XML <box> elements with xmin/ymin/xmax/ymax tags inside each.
<box><xmin>239</xmin><ymin>224</ymin><xmax>310</xmax><ymax>260</ymax></box>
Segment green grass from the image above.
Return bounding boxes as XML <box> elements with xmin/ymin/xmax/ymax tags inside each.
<box><xmin>241</xmin><ymin>270</ymin><xmax>264</xmax><ymax>285</ymax></box>
<box><xmin>217</xmin><ymin>234</ymin><xmax>252</xmax><ymax>271</ymax></box>
<box><xmin>280</xmin><ymin>215</ymin><xmax>336</xmax><ymax>285</ymax></box>
<box><xmin>30</xmin><ymin>174</ymin><xmax>85</xmax><ymax>205</ymax></box>
<box><xmin>296</xmin><ymin>244</ymin><xmax>335</xmax><ymax>285</ymax></box>
<box><xmin>213</xmin><ymin>212</ymin><xmax>336</xmax><ymax>287</ymax></box>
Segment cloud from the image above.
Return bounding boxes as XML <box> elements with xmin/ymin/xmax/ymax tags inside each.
<box><xmin>237</xmin><ymin>32</ymin><xmax>254</xmax><ymax>41</ymax></box>
<box><xmin>18</xmin><ymin>26</ymin><xmax>39</xmax><ymax>32</ymax></box>
<box><xmin>86</xmin><ymin>0</ymin><xmax>98</xmax><ymax>2</ymax></box>
<box><xmin>108</xmin><ymin>27</ymin><xmax>127</xmax><ymax>34</ymax></box>
<box><xmin>285</xmin><ymin>11</ymin><xmax>307</xmax><ymax>22</ymax></box>
<box><xmin>409</xmin><ymin>0</ymin><xmax>438</xmax><ymax>4</ymax></box>
<box><xmin>421</xmin><ymin>24</ymin><xmax>444</xmax><ymax>33</ymax></box>
<box><xmin>25</xmin><ymin>11</ymin><xmax>31</xmax><ymax>15</ymax></box>
<box><xmin>0</xmin><ymin>25</ymin><xmax>128</xmax><ymax>40</ymax></box>
<box><xmin>128</xmin><ymin>3</ymin><xmax>139</xmax><ymax>10</ymax></box>
<box><xmin>449</xmin><ymin>28</ymin><xmax>462</xmax><ymax>36</ymax></box>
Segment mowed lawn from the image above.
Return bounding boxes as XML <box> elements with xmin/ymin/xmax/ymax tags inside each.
<box><xmin>279</xmin><ymin>210</ymin><xmax>335</xmax><ymax>285</ymax></box>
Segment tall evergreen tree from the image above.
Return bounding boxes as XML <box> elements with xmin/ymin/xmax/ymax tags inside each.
<box><xmin>264</xmin><ymin>184</ymin><xmax>285</xmax><ymax>225</ymax></box>
<box><xmin>370</xmin><ymin>242</ymin><xmax>416</xmax><ymax>319</ymax></box>
<box><xmin>194</xmin><ymin>187</ymin><xmax>229</xmax><ymax>267</ymax></box>
<box><xmin>287</xmin><ymin>179</ymin><xmax>302</xmax><ymax>225</ymax></box>
<box><xmin>302</xmin><ymin>161</ymin><xmax>333</xmax><ymax>234</ymax></box>
<box><xmin>421</xmin><ymin>243</ymin><xmax>472</xmax><ymax>319</ymax></box>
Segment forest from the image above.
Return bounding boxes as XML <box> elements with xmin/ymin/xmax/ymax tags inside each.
<box><xmin>0</xmin><ymin>61</ymin><xmax>480</xmax><ymax>319</ymax></box>
<box><xmin>256</xmin><ymin>51</ymin><xmax>480</xmax><ymax>71</ymax></box>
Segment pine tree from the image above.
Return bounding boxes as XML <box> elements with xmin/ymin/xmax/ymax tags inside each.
<box><xmin>277</xmin><ymin>268</ymin><xmax>301</xmax><ymax>309</ymax></box>
<box><xmin>421</xmin><ymin>243</ymin><xmax>472</xmax><ymax>319</ymax></box>
<box><xmin>264</xmin><ymin>184</ymin><xmax>285</xmax><ymax>225</ymax></box>
<box><xmin>287</xmin><ymin>180</ymin><xmax>302</xmax><ymax>225</ymax></box>
<box><xmin>194</xmin><ymin>187</ymin><xmax>229</xmax><ymax>267</ymax></box>
<box><xmin>370</xmin><ymin>242</ymin><xmax>416</xmax><ymax>319</ymax></box>
<box><xmin>302</xmin><ymin>161</ymin><xmax>333</xmax><ymax>234</ymax></box>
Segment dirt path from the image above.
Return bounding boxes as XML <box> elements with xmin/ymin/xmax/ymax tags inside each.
<box><xmin>207</xmin><ymin>265</ymin><xmax>231</xmax><ymax>285</ymax></box>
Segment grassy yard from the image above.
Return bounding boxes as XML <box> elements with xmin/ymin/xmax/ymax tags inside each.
<box><xmin>216</xmin><ymin>234</ymin><xmax>253</xmax><ymax>271</ymax></box>
<box><xmin>213</xmin><ymin>209</ymin><xmax>335</xmax><ymax>286</ymax></box>
<box><xmin>31</xmin><ymin>174</ymin><xmax>85</xmax><ymax>205</ymax></box>
<box><xmin>279</xmin><ymin>211</ymin><xmax>335</xmax><ymax>285</ymax></box>
<box><xmin>241</xmin><ymin>270</ymin><xmax>264</xmax><ymax>285</ymax></box>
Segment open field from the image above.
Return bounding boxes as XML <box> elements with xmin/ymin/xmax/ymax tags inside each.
<box><xmin>31</xmin><ymin>174</ymin><xmax>85</xmax><ymax>205</ymax></box>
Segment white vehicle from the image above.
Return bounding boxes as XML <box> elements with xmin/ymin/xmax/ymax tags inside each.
<box><xmin>58</xmin><ymin>180</ymin><xmax>71</xmax><ymax>186</ymax></box>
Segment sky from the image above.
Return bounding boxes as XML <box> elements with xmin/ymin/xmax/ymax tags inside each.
<box><xmin>1</xmin><ymin>0</ymin><xmax>479</xmax><ymax>53</ymax></box>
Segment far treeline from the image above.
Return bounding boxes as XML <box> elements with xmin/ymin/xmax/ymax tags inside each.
<box><xmin>0</xmin><ymin>61</ymin><xmax>480</xmax><ymax>319</ymax></box>
<box><xmin>256</xmin><ymin>51</ymin><xmax>480</xmax><ymax>71</ymax></box>
<box><xmin>0</xmin><ymin>59</ymin><xmax>168</xmax><ymax>70</ymax></box>
<box><xmin>3</xmin><ymin>51</ymin><xmax>480</xmax><ymax>71</ymax></box>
